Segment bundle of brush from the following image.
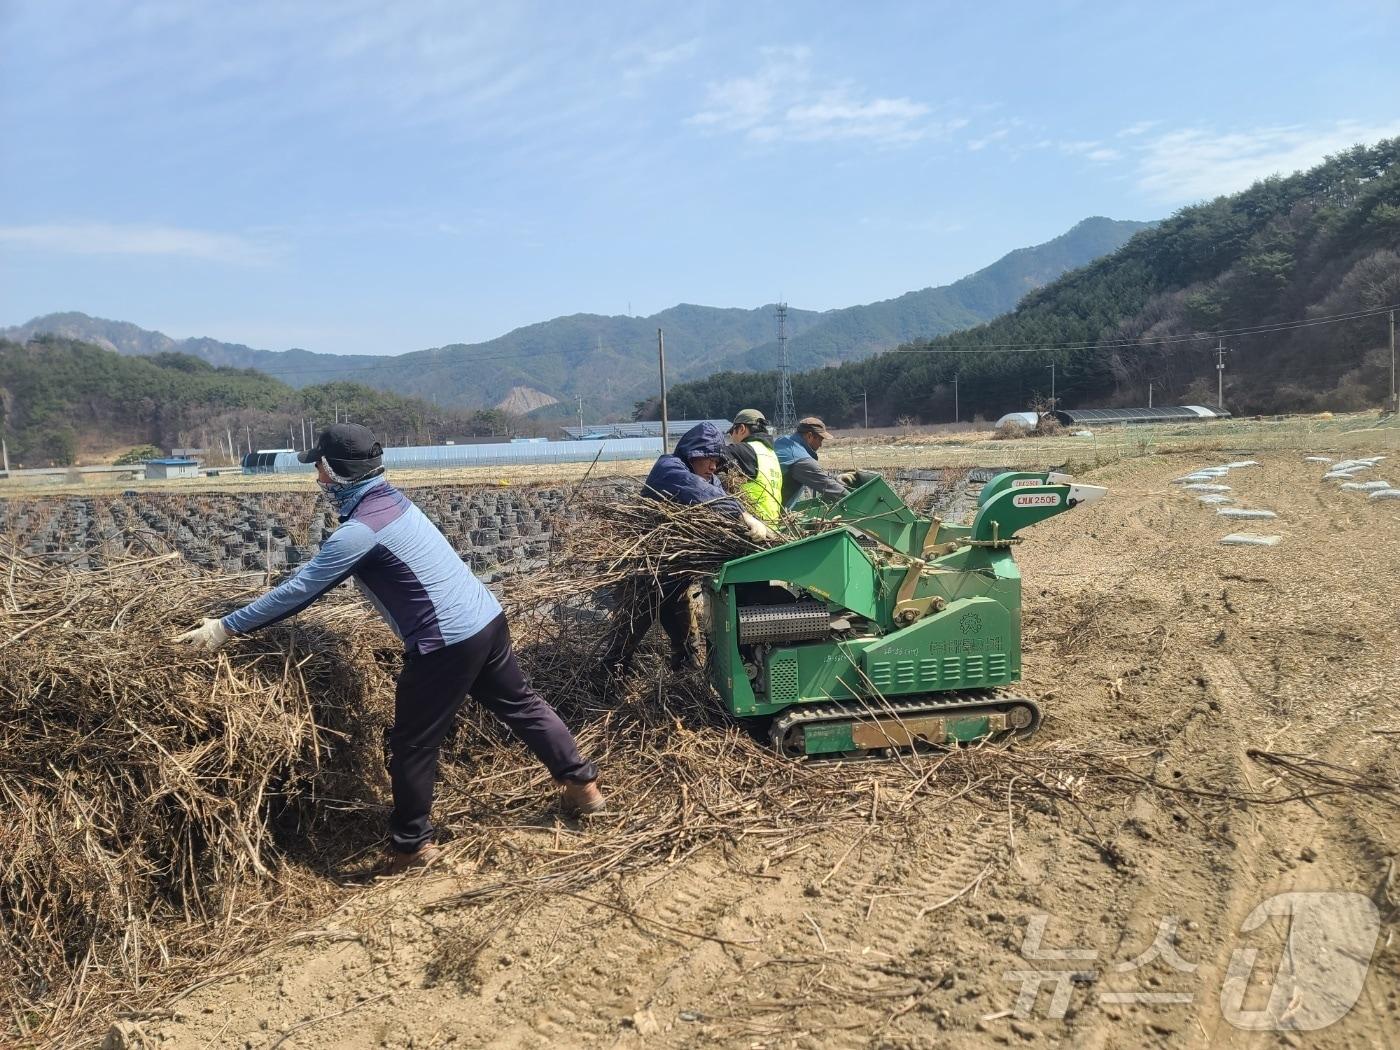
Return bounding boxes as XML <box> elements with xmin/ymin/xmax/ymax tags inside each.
<box><xmin>514</xmin><ymin>491</ymin><xmax>784</xmax><ymax>611</ymax></box>
<box><xmin>0</xmin><ymin>547</ymin><xmax>398</xmax><ymax>1039</ymax></box>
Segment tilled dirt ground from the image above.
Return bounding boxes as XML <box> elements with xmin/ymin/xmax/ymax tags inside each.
<box><xmin>133</xmin><ymin>449</ymin><xmax>1399</xmax><ymax>1050</ymax></box>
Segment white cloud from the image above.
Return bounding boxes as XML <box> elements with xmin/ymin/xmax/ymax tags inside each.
<box><xmin>1134</xmin><ymin>121</ymin><xmax>1400</xmax><ymax>204</ymax></box>
<box><xmin>0</xmin><ymin>223</ymin><xmax>279</xmax><ymax>264</ymax></box>
<box><xmin>1117</xmin><ymin>120</ymin><xmax>1158</xmax><ymax>138</ymax></box>
<box><xmin>689</xmin><ymin>45</ymin><xmax>810</xmax><ymax>132</ymax></box>
<box><xmin>784</xmin><ymin>93</ymin><xmax>932</xmax><ymax>143</ymax></box>
<box><xmin>689</xmin><ymin>47</ymin><xmax>946</xmax><ymax>145</ymax></box>
<box><xmin>967</xmin><ymin>128</ymin><xmax>1010</xmax><ymax>151</ymax></box>
<box><xmin>11</xmin><ymin>3</ymin><xmax>650</xmax><ymax>152</ymax></box>
<box><xmin>619</xmin><ymin>37</ymin><xmax>701</xmax><ymax>80</ymax></box>
<box><xmin>1042</xmin><ymin>139</ymin><xmax>1122</xmax><ymax>163</ymax></box>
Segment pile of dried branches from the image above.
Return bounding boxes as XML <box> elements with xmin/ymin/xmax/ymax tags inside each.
<box><xmin>0</xmin><ymin>548</ymin><xmax>400</xmax><ymax>1044</ymax></box>
<box><xmin>515</xmin><ymin>491</ymin><xmax>778</xmax><ymax>609</ymax></box>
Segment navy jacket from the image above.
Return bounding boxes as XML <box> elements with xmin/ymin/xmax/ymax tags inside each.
<box><xmin>640</xmin><ymin>422</ymin><xmax>742</xmax><ymax>516</ymax></box>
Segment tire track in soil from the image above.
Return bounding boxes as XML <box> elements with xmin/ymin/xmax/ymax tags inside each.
<box><xmin>481</xmin><ymin>864</ymin><xmax>757</xmax><ymax>1048</ymax></box>
<box><xmin>667</xmin><ymin>818</ymin><xmax>1009</xmax><ymax>1050</ymax></box>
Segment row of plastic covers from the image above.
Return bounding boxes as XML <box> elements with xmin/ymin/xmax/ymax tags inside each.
<box><xmin>265</xmin><ymin>437</ymin><xmax>667</xmax><ymax>473</ymax></box>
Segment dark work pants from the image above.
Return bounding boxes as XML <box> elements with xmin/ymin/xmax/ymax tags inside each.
<box><xmin>603</xmin><ymin>574</ymin><xmax>699</xmax><ymax>670</ymax></box>
<box><xmin>387</xmin><ymin>612</ymin><xmax>596</xmax><ymax>854</ymax></box>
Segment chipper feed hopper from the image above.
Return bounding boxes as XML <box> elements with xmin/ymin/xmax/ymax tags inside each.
<box><xmin>706</xmin><ymin>471</ymin><xmax>1106</xmax><ymax>758</ymax></box>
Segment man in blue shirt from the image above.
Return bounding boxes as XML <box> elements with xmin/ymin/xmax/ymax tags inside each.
<box><xmin>773</xmin><ymin>416</ymin><xmax>852</xmax><ymax>509</ymax></box>
<box><xmin>175</xmin><ymin>424</ymin><xmax>601</xmax><ymax>874</ymax></box>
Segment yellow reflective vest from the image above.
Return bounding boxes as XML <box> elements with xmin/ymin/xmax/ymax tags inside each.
<box><xmin>740</xmin><ymin>439</ymin><xmax>783</xmax><ymax>524</ymax></box>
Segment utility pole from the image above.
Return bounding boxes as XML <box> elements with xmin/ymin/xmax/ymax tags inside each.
<box><xmin>301</xmin><ymin>418</ymin><xmax>307</xmax><ymax>449</ymax></box>
<box><xmin>1047</xmin><ymin>361</ymin><xmax>1056</xmax><ymax>409</ymax></box>
<box><xmin>226</xmin><ymin>428</ymin><xmax>234</xmax><ymax>466</ymax></box>
<box><xmin>954</xmin><ymin>374</ymin><xmax>960</xmax><ymax>424</ymax></box>
<box><xmin>575</xmin><ymin>395</ymin><xmax>585</xmax><ymax>432</ymax></box>
<box><xmin>657</xmin><ymin>328</ymin><xmax>670</xmax><ymax>451</ymax></box>
<box><xmin>1148</xmin><ymin>380</ymin><xmax>1153</xmax><ymax>408</ymax></box>
<box><xmin>1389</xmin><ymin>309</ymin><xmax>1396</xmax><ymax>414</ymax></box>
<box><xmin>246</xmin><ymin>425</ymin><xmax>253</xmax><ymax>455</ymax></box>
<box><xmin>1215</xmin><ymin>340</ymin><xmax>1231</xmax><ymax>410</ymax></box>
<box><xmin>289</xmin><ymin>423</ymin><xmax>296</xmax><ymax>448</ymax></box>
<box><xmin>860</xmin><ymin>388</ymin><xmax>868</xmax><ymax>430</ymax></box>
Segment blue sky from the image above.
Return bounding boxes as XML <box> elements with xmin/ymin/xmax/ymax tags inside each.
<box><xmin>3</xmin><ymin>0</ymin><xmax>1398</xmax><ymax>356</ymax></box>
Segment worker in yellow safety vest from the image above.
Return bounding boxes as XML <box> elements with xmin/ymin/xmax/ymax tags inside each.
<box><xmin>725</xmin><ymin>409</ymin><xmax>784</xmax><ymax>525</ymax></box>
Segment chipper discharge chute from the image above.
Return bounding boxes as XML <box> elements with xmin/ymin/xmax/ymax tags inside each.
<box><xmin>706</xmin><ymin>471</ymin><xmax>1105</xmax><ymax>758</ymax></box>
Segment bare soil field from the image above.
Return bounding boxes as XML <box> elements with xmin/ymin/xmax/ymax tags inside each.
<box><xmin>100</xmin><ymin>445</ymin><xmax>1399</xmax><ymax>1050</ymax></box>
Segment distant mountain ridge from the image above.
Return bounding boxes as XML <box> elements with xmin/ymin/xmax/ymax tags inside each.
<box><xmin>659</xmin><ymin>139</ymin><xmax>1400</xmax><ymax>423</ymax></box>
<box><xmin>2</xmin><ymin>216</ymin><xmax>1150</xmax><ymax>416</ymax></box>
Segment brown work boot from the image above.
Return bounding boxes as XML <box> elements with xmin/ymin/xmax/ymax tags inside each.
<box><xmin>380</xmin><ymin>841</ymin><xmax>441</xmax><ymax>877</ymax></box>
<box><xmin>559</xmin><ymin>780</ymin><xmax>606</xmax><ymax>816</ymax></box>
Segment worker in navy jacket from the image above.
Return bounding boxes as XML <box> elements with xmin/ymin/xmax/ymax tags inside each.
<box><xmin>604</xmin><ymin>422</ymin><xmax>772</xmax><ymax>676</ymax></box>
<box><xmin>175</xmin><ymin>424</ymin><xmax>601</xmax><ymax>875</ymax></box>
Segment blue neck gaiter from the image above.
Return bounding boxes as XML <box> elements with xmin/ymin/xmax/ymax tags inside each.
<box><xmin>320</xmin><ymin>473</ymin><xmax>384</xmax><ymax>518</ymax></box>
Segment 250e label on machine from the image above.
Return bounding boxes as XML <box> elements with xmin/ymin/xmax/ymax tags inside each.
<box><xmin>1012</xmin><ymin>493</ymin><xmax>1061</xmax><ymax>507</ymax></box>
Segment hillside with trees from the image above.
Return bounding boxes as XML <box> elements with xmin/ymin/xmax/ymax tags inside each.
<box><xmin>735</xmin><ymin>217</ymin><xmax>1152</xmax><ymax>371</ymax></box>
<box><xmin>0</xmin><ymin>337</ymin><xmax>517</xmax><ymax>467</ymax></box>
<box><xmin>656</xmin><ymin>140</ymin><xmax>1400</xmax><ymax>426</ymax></box>
<box><xmin>2</xmin><ymin>218</ymin><xmax>1146</xmax><ymax>418</ymax></box>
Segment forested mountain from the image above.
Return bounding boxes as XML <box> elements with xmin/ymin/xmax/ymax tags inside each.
<box><xmin>736</xmin><ymin>217</ymin><xmax>1151</xmax><ymax>371</ymax></box>
<box><xmin>0</xmin><ymin>337</ymin><xmax>515</xmax><ymax>467</ymax></box>
<box><xmin>2</xmin><ymin>217</ymin><xmax>1146</xmax><ymax>417</ymax></box>
<box><xmin>658</xmin><ymin>140</ymin><xmax>1400</xmax><ymax>425</ymax></box>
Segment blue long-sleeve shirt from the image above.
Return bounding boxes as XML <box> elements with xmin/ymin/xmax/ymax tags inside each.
<box><xmin>774</xmin><ymin>432</ymin><xmax>847</xmax><ymax>508</ymax></box>
<box><xmin>221</xmin><ymin>477</ymin><xmax>501</xmax><ymax>654</ymax></box>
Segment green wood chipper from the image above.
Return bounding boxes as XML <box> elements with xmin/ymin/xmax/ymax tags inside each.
<box><xmin>705</xmin><ymin>471</ymin><xmax>1105</xmax><ymax>758</ymax></box>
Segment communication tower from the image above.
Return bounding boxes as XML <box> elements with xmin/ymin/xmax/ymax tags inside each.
<box><xmin>774</xmin><ymin>302</ymin><xmax>795</xmax><ymax>431</ymax></box>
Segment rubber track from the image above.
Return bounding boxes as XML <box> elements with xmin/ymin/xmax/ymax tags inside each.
<box><xmin>768</xmin><ymin>689</ymin><xmax>1042</xmax><ymax>758</ymax></box>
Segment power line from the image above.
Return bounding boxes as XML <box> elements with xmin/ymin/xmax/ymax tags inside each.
<box><xmin>883</xmin><ymin>303</ymin><xmax>1400</xmax><ymax>356</ymax></box>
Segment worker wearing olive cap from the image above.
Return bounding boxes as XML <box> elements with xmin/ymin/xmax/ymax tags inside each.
<box><xmin>174</xmin><ymin>423</ymin><xmax>603</xmax><ymax>875</ymax></box>
<box><xmin>725</xmin><ymin>408</ymin><xmax>783</xmax><ymax>526</ymax></box>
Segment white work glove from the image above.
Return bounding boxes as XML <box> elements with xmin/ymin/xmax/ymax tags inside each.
<box><xmin>174</xmin><ymin>618</ymin><xmax>231</xmax><ymax>652</ymax></box>
<box><xmin>741</xmin><ymin>512</ymin><xmax>776</xmax><ymax>542</ymax></box>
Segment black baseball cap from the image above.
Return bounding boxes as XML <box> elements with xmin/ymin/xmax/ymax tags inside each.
<box><xmin>298</xmin><ymin>423</ymin><xmax>384</xmax><ymax>478</ymax></box>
